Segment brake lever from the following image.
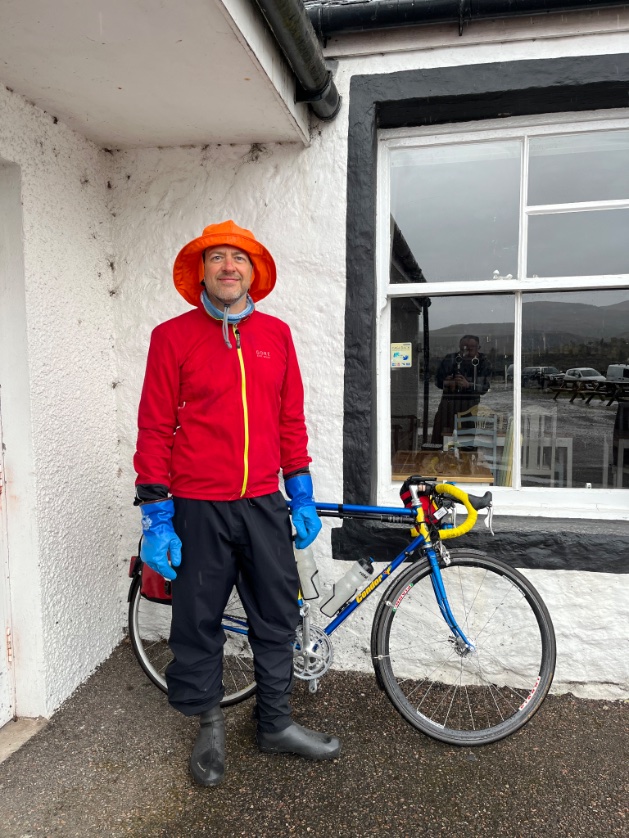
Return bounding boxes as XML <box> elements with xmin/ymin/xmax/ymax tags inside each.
<box><xmin>483</xmin><ymin>505</ymin><xmax>494</xmax><ymax>536</ymax></box>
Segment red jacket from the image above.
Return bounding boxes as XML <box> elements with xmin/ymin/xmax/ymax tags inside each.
<box><xmin>134</xmin><ymin>307</ymin><xmax>311</xmax><ymax>500</ymax></box>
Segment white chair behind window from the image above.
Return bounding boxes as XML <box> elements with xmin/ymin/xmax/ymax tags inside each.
<box><xmin>521</xmin><ymin>405</ymin><xmax>572</xmax><ymax>487</ymax></box>
<box><xmin>454</xmin><ymin>406</ymin><xmax>499</xmax><ymax>474</ymax></box>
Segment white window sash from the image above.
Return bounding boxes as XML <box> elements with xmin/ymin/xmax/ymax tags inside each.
<box><xmin>377</xmin><ymin>116</ymin><xmax>629</xmax><ymax>519</ymax></box>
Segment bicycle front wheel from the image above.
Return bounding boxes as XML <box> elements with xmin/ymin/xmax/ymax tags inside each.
<box><xmin>372</xmin><ymin>549</ymin><xmax>556</xmax><ymax>746</ymax></box>
<box><xmin>127</xmin><ymin>575</ymin><xmax>257</xmax><ymax>706</ymax></box>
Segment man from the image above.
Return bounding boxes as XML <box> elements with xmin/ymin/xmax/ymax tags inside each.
<box><xmin>134</xmin><ymin>220</ymin><xmax>340</xmax><ymax>787</ymax></box>
<box><xmin>431</xmin><ymin>334</ymin><xmax>492</xmax><ymax>445</ymax></box>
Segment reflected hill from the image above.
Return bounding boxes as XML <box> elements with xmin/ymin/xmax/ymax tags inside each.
<box><xmin>429</xmin><ymin>300</ymin><xmax>629</xmax><ymax>357</ymax></box>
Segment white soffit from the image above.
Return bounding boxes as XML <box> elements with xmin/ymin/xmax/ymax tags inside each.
<box><xmin>0</xmin><ymin>0</ymin><xmax>309</xmax><ymax>148</ymax></box>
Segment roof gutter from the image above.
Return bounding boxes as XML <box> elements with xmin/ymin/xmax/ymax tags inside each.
<box><xmin>306</xmin><ymin>0</ymin><xmax>629</xmax><ymax>38</ymax></box>
<box><xmin>252</xmin><ymin>0</ymin><xmax>341</xmax><ymax>121</ymax></box>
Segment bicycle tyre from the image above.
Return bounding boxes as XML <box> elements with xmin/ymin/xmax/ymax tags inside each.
<box><xmin>127</xmin><ymin>574</ymin><xmax>257</xmax><ymax>706</ymax></box>
<box><xmin>372</xmin><ymin>548</ymin><xmax>555</xmax><ymax>746</ymax></box>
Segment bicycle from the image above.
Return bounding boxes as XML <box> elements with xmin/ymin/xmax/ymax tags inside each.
<box><xmin>128</xmin><ymin>477</ymin><xmax>556</xmax><ymax>746</ymax></box>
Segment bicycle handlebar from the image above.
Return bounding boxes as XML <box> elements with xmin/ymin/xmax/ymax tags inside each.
<box><xmin>434</xmin><ymin>483</ymin><xmax>491</xmax><ymax>541</ymax></box>
<box><xmin>292</xmin><ymin>482</ymin><xmax>492</xmax><ymax>542</ymax></box>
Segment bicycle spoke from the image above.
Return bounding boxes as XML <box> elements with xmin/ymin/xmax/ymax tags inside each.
<box><xmin>375</xmin><ymin>551</ymin><xmax>554</xmax><ymax>744</ymax></box>
<box><xmin>129</xmin><ymin>578</ymin><xmax>257</xmax><ymax>704</ymax></box>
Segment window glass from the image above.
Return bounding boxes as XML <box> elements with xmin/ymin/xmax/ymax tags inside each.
<box><xmin>390</xmin><ymin>294</ymin><xmax>514</xmax><ymax>485</ymax></box>
<box><xmin>521</xmin><ymin>289</ymin><xmax>629</xmax><ymax>488</ymax></box>
<box><xmin>385</xmin><ymin>126</ymin><xmax>629</xmax><ymax>498</ymax></box>
<box><xmin>390</xmin><ymin>142</ymin><xmax>520</xmax><ymax>282</ymax></box>
<box><xmin>528</xmin><ymin>209</ymin><xmax>629</xmax><ymax>277</ymax></box>
<box><xmin>528</xmin><ymin>130</ymin><xmax>629</xmax><ymax>205</ymax></box>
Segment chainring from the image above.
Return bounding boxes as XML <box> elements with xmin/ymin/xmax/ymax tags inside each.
<box><xmin>293</xmin><ymin>623</ymin><xmax>334</xmax><ymax>681</ymax></box>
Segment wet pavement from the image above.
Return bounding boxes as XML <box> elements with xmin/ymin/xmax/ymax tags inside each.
<box><xmin>1</xmin><ymin>640</ymin><xmax>628</xmax><ymax>837</ymax></box>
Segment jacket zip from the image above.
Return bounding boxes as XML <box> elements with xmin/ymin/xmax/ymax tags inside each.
<box><xmin>233</xmin><ymin>325</ymin><xmax>249</xmax><ymax>496</ymax></box>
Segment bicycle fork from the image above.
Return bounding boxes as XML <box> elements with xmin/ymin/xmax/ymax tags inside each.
<box><xmin>408</xmin><ymin>484</ymin><xmax>475</xmax><ymax>654</ymax></box>
<box><xmin>427</xmin><ymin>546</ymin><xmax>475</xmax><ymax>655</ymax></box>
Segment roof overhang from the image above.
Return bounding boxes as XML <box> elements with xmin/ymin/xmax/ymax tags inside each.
<box><xmin>0</xmin><ymin>0</ymin><xmax>310</xmax><ymax>148</ymax></box>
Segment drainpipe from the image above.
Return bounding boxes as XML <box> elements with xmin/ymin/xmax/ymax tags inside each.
<box><xmin>252</xmin><ymin>0</ymin><xmax>341</xmax><ymax>120</ymax></box>
<box><xmin>306</xmin><ymin>0</ymin><xmax>629</xmax><ymax>38</ymax></box>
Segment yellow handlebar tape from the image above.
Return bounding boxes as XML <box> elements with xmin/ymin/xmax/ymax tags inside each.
<box><xmin>434</xmin><ymin>483</ymin><xmax>478</xmax><ymax>540</ymax></box>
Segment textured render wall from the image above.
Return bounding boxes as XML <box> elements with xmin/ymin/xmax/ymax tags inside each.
<box><xmin>0</xmin><ymin>84</ymin><xmax>121</xmax><ymax>715</ymax></box>
<box><xmin>110</xmin><ymin>136</ymin><xmax>348</xmax><ymax>561</ymax></box>
<box><xmin>110</xmin><ymin>28</ymin><xmax>629</xmax><ymax>699</ymax></box>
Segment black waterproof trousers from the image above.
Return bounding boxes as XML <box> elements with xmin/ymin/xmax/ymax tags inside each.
<box><xmin>166</xmin><ymin>493</ymin><xmax>300</xmax><ymax>732</ymax></box>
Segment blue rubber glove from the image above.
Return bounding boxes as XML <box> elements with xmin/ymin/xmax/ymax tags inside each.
<box><xmin>285</xmin><ymin>473</ymin><xmax>322</xmax><ymax>549</ymax></box>
<box><xmin>140</xmin><ymin>498</ymin><xmax>182</xmax><ymax>581</ymax></box>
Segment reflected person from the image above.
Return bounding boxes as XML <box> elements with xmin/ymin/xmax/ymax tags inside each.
<box><xmin>431</xmin><ymin>335</ymin><xmax>492</xmax><ymax>445</ymax></box>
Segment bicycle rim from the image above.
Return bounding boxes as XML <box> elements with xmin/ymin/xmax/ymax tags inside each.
<box><xmin>373</xmin><ymin>549</ymin><xmax>555</xmax><ymax>745</ymax></box>
<box><xmin>128</xmin><ymin>575</ymin><xmax>257</xmax><ymax>706</ymax></box>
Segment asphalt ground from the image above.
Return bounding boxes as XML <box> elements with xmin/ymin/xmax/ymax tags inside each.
<box><xmin>1</xmin><ymin>640</ymin><xmax>628</xmax><ymax>838</ymax></box>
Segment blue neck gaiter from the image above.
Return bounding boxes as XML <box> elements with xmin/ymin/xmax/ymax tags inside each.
<box><xmin>201</xmin><ymin>289</ymin><xmax>255</xmax><ymax>349</ymax></box>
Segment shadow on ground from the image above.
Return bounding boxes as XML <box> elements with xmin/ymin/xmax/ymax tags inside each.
<box><xmin>1</xmin><ymin>641</ymin><xmax>628</xmax><ymax>837</ymax></box>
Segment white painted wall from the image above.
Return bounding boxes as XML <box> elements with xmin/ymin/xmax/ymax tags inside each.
<box><xmin>0</xmin><ymin>84</ymin><xmax>121</xmax><ymax>717</ymax></box>
<box><xmin>110</xmin><ymin>25</ymin><xmax>629</xmax><ymax>700</ymax></box>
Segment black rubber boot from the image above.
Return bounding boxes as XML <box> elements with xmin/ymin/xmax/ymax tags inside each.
<box><xmin>257</xmin><ymin>722</ymin><xmax>341</xmax><ymax>761</ymax></box>
<box><xmin>189</xmin><ymin>705</ymin><xmax>225</xmax><ymax>787</ymax></box>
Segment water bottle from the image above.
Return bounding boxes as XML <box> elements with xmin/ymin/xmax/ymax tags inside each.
<box><xmin>294</xmin><ymin>544</ymin><xmax>320</xmax><ymax>600</ymax></box>
<box><xmin>320</xmin><ymin>558</ymin><xmax>373</xmax><ymax>617</ymax></box>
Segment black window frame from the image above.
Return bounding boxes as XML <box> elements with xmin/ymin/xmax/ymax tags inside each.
<box><xmin>334</xmin><ymin>54</ymin><xmax>629</xmax><ymax>567</ymax></box>
<box><xmin>343</xmin><ymin>53</ymin><xmax>629</xmax><ymax>507</ymax></box>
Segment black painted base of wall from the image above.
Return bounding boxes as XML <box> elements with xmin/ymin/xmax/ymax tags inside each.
<box><xmin>331</xmin><ymin>516</ymin><xmax>629</xmax><ymax>573</ymax></box>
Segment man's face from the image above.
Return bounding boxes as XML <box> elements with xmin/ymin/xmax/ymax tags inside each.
<box><xmin>459</xmin><ymin>338</ymin><xmax>479</xmax><ymax>358</ymax></box>
<box><xmin>203</xmin><ymin>246</ymin><xmax>253</xmax><ymax>312</ymax></box>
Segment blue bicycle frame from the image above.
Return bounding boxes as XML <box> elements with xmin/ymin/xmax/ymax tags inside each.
<box><xmin>295</xmin><ymin>501</ymin><xmax>474</xmax><ymax>650</ymax></box>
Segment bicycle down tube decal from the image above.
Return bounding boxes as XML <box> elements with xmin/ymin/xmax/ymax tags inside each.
<box><xmin>355</xmin><ymin>568</ymin><xmax>391</xmax><ymax>604</ymax></box>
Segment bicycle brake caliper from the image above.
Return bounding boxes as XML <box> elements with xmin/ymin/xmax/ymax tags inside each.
<box><xmin>438</xmin><ymin>542</ymin><xmax>452</xmax><ymax>566</ymax></box>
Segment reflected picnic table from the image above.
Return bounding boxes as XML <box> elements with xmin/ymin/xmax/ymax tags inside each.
<box><xmin>551</xmin><ymin>379</ymin><xmax>629</xmax><ymax>406</ymax></box>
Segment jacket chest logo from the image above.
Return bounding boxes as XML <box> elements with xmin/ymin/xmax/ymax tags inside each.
<box><xmin>256</xmin><ymin>349</ymin><xmax>271</xmax><ymax>360</ymax></box>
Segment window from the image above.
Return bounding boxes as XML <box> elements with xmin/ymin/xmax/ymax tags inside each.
<box><xmin>379</xmin><ymin>119</ymin><xmax>629</xmax><ymax>505</ymax></box>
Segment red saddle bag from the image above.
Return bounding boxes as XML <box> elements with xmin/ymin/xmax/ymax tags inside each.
<box><xmin>128</xmin><ymin>553</ymin><xmax>173</xmax><ymax>604</ymax></box>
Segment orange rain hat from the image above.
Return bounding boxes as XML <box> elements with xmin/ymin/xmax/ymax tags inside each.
<box><xmin>173</xmin><ymin>220</ymin><xmax>277</xmax><ymax>307</ymax></box>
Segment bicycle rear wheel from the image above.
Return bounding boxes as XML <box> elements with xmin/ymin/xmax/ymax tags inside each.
<box><xmin>372</xmin><ymin>549</ymin><xmax>555</xmax><ymax>745</ymax></box>
<box><xmin>127</xmin><ymin>574</ymin><xmax>257</xmax><ymax>706</ymax></box>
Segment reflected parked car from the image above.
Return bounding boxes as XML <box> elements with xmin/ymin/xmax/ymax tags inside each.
<box><xmin>606</xmin><ymin>363</ymin><xmax>629</xmax><ymax>381</ymax></box>
<box><xmin>522</xmin><ymin>366</ymin><xmax>562</xmax><ymax>387</ymax></box>
<box><xmin>563</xmin><ymin>367</ymin><xmax>606</xmax><ymax>383</ymax></box>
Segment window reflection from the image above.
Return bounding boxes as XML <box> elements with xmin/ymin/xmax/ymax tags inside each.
<box><xmin>528</xmin><ymin>209</ymin><xmax>629</xmax><ymax>277</ymax></box>
<box><xmin>521</xmin><ymin>290</ymin><xmax>629</xmax><ymax>488</ymax></box>
<box><xmin>390</xmin><ymin>295</ymin><xmax>514</xmax><ymax>485</ymax></box>
<box><xmin>529</xmin><ymin>130</ymin><xmax>629</xmax><ymax>205</ymax></box>
<box><xmin>390</xmin><ymin>142</ymin><xmax>520</xmax><ymax>282</ymax></box>
<box><xmin>431</xmin><ymin>335</ymin><xmax>493</xmax><ymax>444</ymax></box>
<box><xmin>387</xmin><ymin>129</ymin><xmax>629</xmax><ymax>492</ymax></box>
